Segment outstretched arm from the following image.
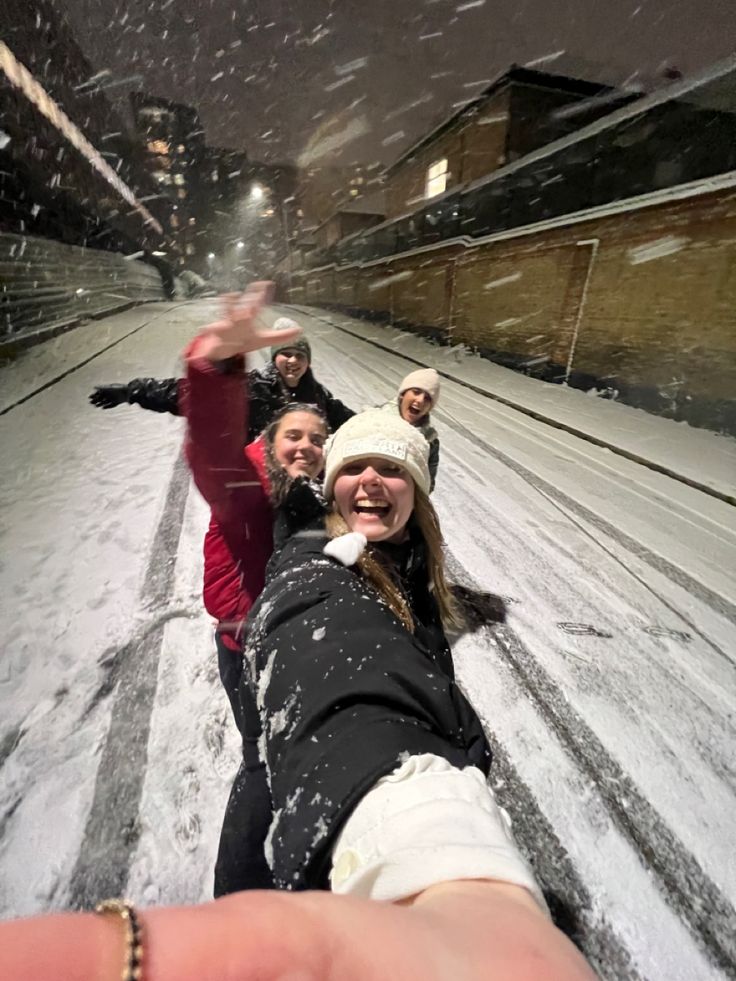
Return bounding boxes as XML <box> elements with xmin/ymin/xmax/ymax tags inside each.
<box><xmin>0</xmin><ymin>876</ymin><xmax>596</xmax><ymax>981</ymax></box>
<box><xmin>89</xmin><ymin>377</ymin><xmax>181</xmax><ymax>414</ymax></box>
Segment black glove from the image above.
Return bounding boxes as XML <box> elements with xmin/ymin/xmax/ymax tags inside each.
<box><xmin>88</xmin><ymin>384</ymin><xmax>130</xmax><ymax>409</ymax></box>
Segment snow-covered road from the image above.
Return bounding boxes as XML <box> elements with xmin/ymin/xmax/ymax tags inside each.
<box><xmin>1</xmin><ymin>299</ymin><xmax>734</xmax><ymax>980</ymax></box>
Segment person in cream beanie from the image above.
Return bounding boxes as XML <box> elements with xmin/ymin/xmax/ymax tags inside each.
<box><xmin>323</xmin><ymin>408</ymin><xmax>431</xmax><ymax>499</ymax></box>
<box><xmin>378</xmin><ymin>367</ymin><xmax>441</xmax><ymax>491</ymax></box>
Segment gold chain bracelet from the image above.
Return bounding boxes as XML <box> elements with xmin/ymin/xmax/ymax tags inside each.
<box><xmin>95</xmin><ymin>899</ymin><xmax>144</xmax><ymax>981</ymax></box>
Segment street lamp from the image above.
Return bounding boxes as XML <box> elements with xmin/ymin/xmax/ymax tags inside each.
<box><xmin>250</xmin><ymin>183</ymin><xmax>265</xmax><ymax>202</ymax></box>
<box><xmin>236</xmin><ymin>240</ymin><xmax>245</xmax><ymax>249</ymax></box>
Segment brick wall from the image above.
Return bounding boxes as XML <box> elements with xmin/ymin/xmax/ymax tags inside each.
<box><xmin>295</xmin><ymin>186</ymin><xmax>736</xmax><ymax>433</ymax></box>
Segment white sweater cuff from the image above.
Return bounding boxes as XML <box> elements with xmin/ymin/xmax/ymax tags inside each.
<box><xmin>329</xmin><ymin>753</ymin><xmax>548</xmax><ymax>914</ymax></box>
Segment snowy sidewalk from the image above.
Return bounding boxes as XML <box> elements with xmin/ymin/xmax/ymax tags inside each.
<box><xmin>289</xmin><ymin>304</ymin><xmax>736</xmax><ymax>505</ymax></box>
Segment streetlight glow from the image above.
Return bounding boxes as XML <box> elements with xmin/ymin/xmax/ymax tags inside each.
<box><xmin>250</xmin><ymin>183</ymin><xmax>265</xmax><ymax>201</ymax></box>
<box><xmin>236</xmin><ymin>240</ymin><xmax>245</xmax><ymax>248</ymax></box>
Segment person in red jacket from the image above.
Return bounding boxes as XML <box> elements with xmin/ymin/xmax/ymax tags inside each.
<box><xmin>181</xmin><ymin>296</ymin><xmax>327</xmax><ymax>712</ymax></box>
<box><xmin>181</xmin><ymin>289</ymin><xmax>329</xmax><ymax>892</ymax></box>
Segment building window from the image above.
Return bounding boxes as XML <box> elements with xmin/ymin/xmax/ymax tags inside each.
<box><xmin>425</xmin><ymin>158</ymin><xmax>449</xmax><ymax>199</ymax></box>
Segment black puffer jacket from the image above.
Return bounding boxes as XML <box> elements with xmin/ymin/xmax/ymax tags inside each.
<box><xmin>120</xmin><ymin>376</ymin><xmax>182</xmax><ymax>414</ymax></box>
<box><xmin>248</xmin><ymin>362</ymin><xmax>354</xmax><ymax>437</ymax></box>
<box><xmin>242</xmin><ymin>510</ymin><xmax>491</xmax><ymax>891</ymax></box>
<box><xmin>107</xmin><ymin>364</ymin><xmax>354</xmax><ymax>441</ymax></box>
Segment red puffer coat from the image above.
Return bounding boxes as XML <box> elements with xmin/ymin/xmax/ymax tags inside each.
<box><xmin>181</xmin><ymin>338</ymin><xmax>274</xmax><ymax>651</ymax></box>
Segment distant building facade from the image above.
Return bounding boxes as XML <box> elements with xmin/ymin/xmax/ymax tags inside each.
<box><xmin>382</xmin><ymin>66</ymin><xmax>636</xmax><ymax>220</ymax></box>
<box><xmin>0</xmin><ymin>0</ymin><xmax>173</xmax><ymax>255</ymax></box>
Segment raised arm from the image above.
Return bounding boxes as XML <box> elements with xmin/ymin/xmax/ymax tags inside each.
<box><xmin>180</xmin><ymin>284</ymin><xmax>300</xmax><ymax>522</ymax></box>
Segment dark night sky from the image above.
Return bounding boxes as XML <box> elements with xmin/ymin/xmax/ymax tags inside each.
<box><xmin>60</xmin><ymin>0</ymin><xmax>736</xmax><ymax>167</ymax></box>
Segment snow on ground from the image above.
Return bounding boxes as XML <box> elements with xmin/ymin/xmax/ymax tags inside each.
<box><xmin>288</xmin><ymin>304</ymin><xmax>736</xmax><ymax>503</ymax></box>
<box><xmin>1</xmin><ymin>299</ymin><xmax>734</xmax><ymax>980</ymax></box>
<box><xmin>125</xmin><ymin>487</ymin><xmax>240</xmax><ymax>908</ymax></box>
<box><xmin>0</xmin><ymin>302</ymin><xmax>209</xmax><ymax>914</ymax></box>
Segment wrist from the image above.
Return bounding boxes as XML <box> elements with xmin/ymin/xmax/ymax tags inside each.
<box><xmin>0</xmin><ymin>911</ymin><xmax>124</xmax><ymax>981</ymax></box>
<box><xmin>195</xmin><ymin>335</ymin><xmax>244</xmax><ymax>362</ymax></box>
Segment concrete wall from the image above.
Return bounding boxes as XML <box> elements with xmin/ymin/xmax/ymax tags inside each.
<box><xmin>292</xmin><ymin>187</ymin><xmax>736</xmax><ymax>434</ymax></box>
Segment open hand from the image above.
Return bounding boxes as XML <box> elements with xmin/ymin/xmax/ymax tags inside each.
<box><xmin>89</xmin><ymin>384</ymin><xmax>129</xmax><ymax>409</ymax></box>
<box><xmin>195</xmin><ymin>282</ymin><xmax>302</xmax><ymax>362</ymax></box>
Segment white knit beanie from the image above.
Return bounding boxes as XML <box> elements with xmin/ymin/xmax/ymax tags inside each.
<box><xmin>323</xmin><ymin>409</ymin><xmax>431</xmax><ymax>498</ymax></box>
<box><xmin>398</xmin><ymin>368</ymin><xmax>440</xmax><ymax>406</ymax></box>
<box><xmin>271</xmin><ymin>317</ymin><xmax>311</xmax><ymax>361</ymax></box>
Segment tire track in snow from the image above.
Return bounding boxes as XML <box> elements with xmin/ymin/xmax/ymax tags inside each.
<box><xmin>448</xmin><ymin>416</ymin><xmax>736</xmax><ymax>631</ymax></box>
<box><xmin>487</xmin><ymin>739</ymin><xmax>643</xmax><ymax>981</ymax></box>
<box><xmin>447</xmin><ymin>551</ymin><xmax>736</xmax><ymax>977</ymax></box>
<box><xmin>67</xmin><ymin>450</ymin><xmax>190</xmax><ymax>909</ymax></box>
<box><xmin>289</xmin><ymin>305</ymin><xmax>735</xmax><ymax>508</ymax></box>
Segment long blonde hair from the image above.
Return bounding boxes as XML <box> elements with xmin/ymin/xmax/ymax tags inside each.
<box><xmin>325</xmin><ymin>487</ymin><xmax>458</xmax><ymax>632</ymax></box>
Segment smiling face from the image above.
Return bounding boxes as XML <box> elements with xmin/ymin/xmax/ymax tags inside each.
<box><xmin>332</xmin><ymin>456</ymin><xmax>415</xmax><ymax>543</ymax></box>
<box><xmin>272</xmin><ymin>411</ymin><xmax>327</xmax><ymax>478</ymax></box>
<box><xmin>274</xmin><ymin>349</ymin><xmax>309</xmax><ymax>388</ymax></box>
<box><xmin>399</xmin><ymin>387</ymin><xmax>432</xmax><ymax>426</ymax></box>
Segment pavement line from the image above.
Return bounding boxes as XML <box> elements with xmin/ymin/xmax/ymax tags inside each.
<box><xmin>67</xmin><ymin>450</ymin><xmax>191</xmax><ymax>909</ymax></box>
<box><xmin>288</xmin><ymin>305</ymin><xmax>735</xmax><ymax>508</ymax></box>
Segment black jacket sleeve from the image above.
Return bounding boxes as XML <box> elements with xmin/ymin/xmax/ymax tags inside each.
<box><xmin>247</xmin><ymin>370</ymin><xmax>282</xmax><ymax>441</ymax></box>
<box><xmin>318</xmin><ymin>385</ymin><xmax>355</xmax><ymax>433</ymax></box>
<box><xmin>247</xmin><ymin>540</ymin><xmax>491</xmax><ymax>891</ymax></box>
<box><xmin>427</xmin><ymin>436</ymin><xmax>440</xmax><ymax>492</ymax></box>
<box><xmin>126</xmin><ymin>377</ymin><xmax>181</xmax><ymax>415</ymax></box>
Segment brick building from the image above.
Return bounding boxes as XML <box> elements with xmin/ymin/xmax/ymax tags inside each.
<box><xmin>312</xmin><ymin>190</ymin><xmax>386</xmax><ymax>251</ymax></box>
<box><xmin>290</xmin><ymin>59</ymin><xmax>736</xmax><ymax>435</ymax></box>
<box><xmin>382</xmin><ymin>66</ymin><xmax>636</xmax><ymax>220</ymax></box>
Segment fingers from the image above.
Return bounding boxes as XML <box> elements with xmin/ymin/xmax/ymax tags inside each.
<box><xmin>255</xmin><ymin>323</ymin><xmax>302</xmax><ymax>346</ymax></box>
<box><xmin>219</xmin><ymin>282</ymin><xmax>273</xmax><ymax>316</ymax></box>
<box><xmin>89</xmin><ymin>391</ymin><xmax>107</xmax><ymax>408</ymax></box>
<box><xmin>221</xmin><ymin>293</ymin><xmax>240</xmax><ymax>319</ymax></box>
<box><xmin>198</xmin><ymin>281</ymin><xmax>279</xmax><ymax>360</ymax></box>
<box><xmin>244</xmin><ymin>281</ymin><xmax>274</xmax><ymax>304</ymax></box>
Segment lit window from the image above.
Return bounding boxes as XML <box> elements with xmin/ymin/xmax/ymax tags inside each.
<box><xmin>349</xmin><ymin>188</ymin><xmax>359</xmax><ymax>197</ymax></box>
<box><xmin>425</xmin><ymin>158</ymin><xmax>448</xmax><ymax>199</ymax></box>
<box><xmin>147</xmin><ymin>139</ymin><xmax>170</xmax><ymax>155</ymax></box>
<box><xmin>173</xmin><ymin>173</ymin><xmax>185</xmax><ymax>186</ymax></box>
<box><xmin>177</xmin><ymin>144</ymin><xmax>186</xmax><ymax>153</ymax></box>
